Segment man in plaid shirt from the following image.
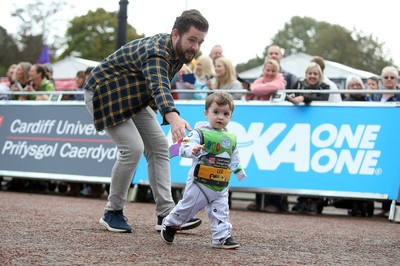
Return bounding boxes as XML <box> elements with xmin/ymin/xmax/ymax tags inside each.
<box><xmin>83</xmin><ymin>9</ymin><xmax>209</xmax><ymax>233</ymax></box>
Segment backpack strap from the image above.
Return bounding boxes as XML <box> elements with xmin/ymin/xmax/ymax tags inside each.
<box><xmin>194</xmin><ymin>128</ymin><xmax>204</xmax><ymax>145</ymax></box>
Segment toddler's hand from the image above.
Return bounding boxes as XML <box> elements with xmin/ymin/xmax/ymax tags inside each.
<box><xmin>192</xmin><ymin>144</ymin><xmax>205</xmax><ymax>156</ymax></box>
<box><xmin>236</xmin><ymin>169</ymin><xmax>247</xmax><ymax>182</ymax></box>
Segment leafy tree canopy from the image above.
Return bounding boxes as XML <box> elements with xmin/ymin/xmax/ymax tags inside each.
<box><xmin>11</xmin><ymin>0</ymin><xmax>70</xmax><ymax>60</ymax></box>
<box><xmin>238</xmin><ymin>16</ymin><xmax>394</xmax><ymax>74</ymax></box>
<box><xmin>60</xmin><ymin>8</ymin><xmax>144</xmax><ymax>61</ymax></box>
<box><xmin>0</xmin><ymin>26</ymin><xmax>19</xmax><ymax>75</ymax></box>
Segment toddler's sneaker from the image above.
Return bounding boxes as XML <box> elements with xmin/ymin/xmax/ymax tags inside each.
<box><xmin>160</xmin><ymin>220</ymin><xmax>179</xmax><ymax>244</ymax></box>
<box><xmin>99</xmin><ymin>210</ymin><xmax>132</xmax><ymax>233</ymax></box>
<box><xmin>154</xmin><ymin>216</ymin><xmax>202</xmax><ymax>232</ymax></box>
<box><xmin>212</xmin><ymin>237</ymin><xmax>240</xmax><ymax>249</ymax></box>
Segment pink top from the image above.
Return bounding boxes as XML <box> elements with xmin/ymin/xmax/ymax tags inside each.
<box><xmin>249</xmin><ymin>73</ymin><xmax>286</xmax><ymax>100</ymax></box>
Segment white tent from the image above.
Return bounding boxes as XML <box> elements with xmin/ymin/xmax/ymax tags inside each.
<box><xmin>238</xmin><ymin>53</ymin><xmax>378</xmax><ymax>81</ymax></box>
<box><xmin>52</xmin><ymin>56</ymin><xmax>100</xmax><ymax>79</ymax></box>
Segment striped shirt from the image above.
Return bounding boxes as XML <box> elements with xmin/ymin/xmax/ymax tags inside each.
<box><xmin>83</xmin><ymin>33</ymin><xmax>184</xmax><ymax>131</ymax></box>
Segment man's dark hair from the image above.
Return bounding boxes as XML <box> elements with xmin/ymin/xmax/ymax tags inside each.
<box><xmin>173</xmin><ymin>9</ymin><xmax>209</xmax><ymax>34</ymax></box>
<box><xmin>36</xmin><ymin>64</ymin><xmax>49</xmax><ymax>79</ymax></box>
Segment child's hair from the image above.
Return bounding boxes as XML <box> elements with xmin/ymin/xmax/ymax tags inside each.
<box><xmin>367</xmin><ymin>76</ymin><xmax>379</xmax><ymax>85</ymax></box>
<box><xmin>205</xmin><ymin>91</ymin><xmax>235</xmax><ymax>113</ymax></box>
<box><xmin>264</xmin><ymin>59</ymin><xmax>280</xmax><ymax>72</ymax></box>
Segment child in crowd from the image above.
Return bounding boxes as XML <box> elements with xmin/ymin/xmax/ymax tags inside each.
<box><xmin>249</xmin><ymin>58</ymin><xmax>286</xmax><ymax>100</ymax></box>
<box><xmin>365</xmin><ymin>76</ymin><xmax>379</xmax><ymax>101</ymax></box>
<box><xmin>161</xmin><ymin>91</ymin><xmax>247</xmax><ymax>249</ymax></box>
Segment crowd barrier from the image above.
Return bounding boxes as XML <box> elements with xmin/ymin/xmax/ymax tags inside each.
<box><xmin>0</xmin><ymin>95</ymin><xmax>399</xmax><ymax>221</ymax></box>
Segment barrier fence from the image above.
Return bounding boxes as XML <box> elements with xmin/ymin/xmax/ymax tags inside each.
<box><xmin>0</xmin><ymin>93</ymin><xmax>399</xmax><ymax>220</ymax></box>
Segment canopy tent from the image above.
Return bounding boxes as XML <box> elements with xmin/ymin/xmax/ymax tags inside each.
<box><xmin>238</xmin><ymin>53</ymin><xmax>378</xmax><ymax>83</ymax></box>
<box><xmin>52</xmin><ymin>56</ymin><xmax>99</xmax><ymax>79</ymax></box>
<box><xmin>51</xmin><ymin>56</ymin><xmax>100</xmax><ymax>90</ymax></box>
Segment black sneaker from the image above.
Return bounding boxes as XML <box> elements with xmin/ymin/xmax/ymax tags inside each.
<box><xmin>99</xmin><ymin>210</ymin><xmax>132</xmax><ymax>233</ymax></box>
<box><xmin>160</xmin><ymin>220</ymin><xmax>179</xmax><ymax>244</ymax></box>
<box><xmin>154</xmin><ymin>216</ymin><xmax>202</xmax><ymax>232</ymax></box>
<box><xmin>212</xmin><ymin>237</ymin><xmax>240</xmax><ymax>249</ymax></box>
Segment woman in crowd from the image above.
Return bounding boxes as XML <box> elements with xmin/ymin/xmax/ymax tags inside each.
<box><xmin>287</xmin><ymin>62</ymin><xmax>330</xmax><ymax>105</ymax></box>
<box><xmin>212</xmin><ymin>56</ymin><xmax>243</xmax><ymax>100</ymax></box>
<box><xmin>10</xmin><ymin>62</ymin><xmax>32</xmax><ymax>100</ymax></box>
<box><xmin>250</xmin><ymin>58</ymin><xmax>286</xmax><ymax>100</ymax></box>
<box><xmin>343</xmin><ymin>75</ymin><xmax>368</xmax><ymax>101</ymax></box>
<box><xmin>289</xmin><ymin>62</ymin><xmax>330</xmax><ymax>214</ymax></box>
<box><xmin>372</xmin><ymin>66</ymin><xmax>400</xmax><ymax>102</ymax></box>
<box><xmin>183</xmin><ymin>55</ymin><xmax>215</xmax><ymax>100</ymax></box>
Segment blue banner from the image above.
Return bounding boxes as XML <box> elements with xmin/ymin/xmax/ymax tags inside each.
<box><xmin>1</xmin><ymin>102</ymin><xmax>399</xmax><ymax>200</ymax></box>
<box><xmin>134</xmin><ymin>102</ymin><xmax>400</xmax><ymax>200</ymax></box>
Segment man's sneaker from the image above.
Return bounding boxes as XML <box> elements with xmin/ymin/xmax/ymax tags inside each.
<box><xmin>99</xmin><ymin>210</ymin><xmax>132</xmax><ymax>233</ymax></box>
<box><xmin>154</xmin><ymin>216</ymin><xmax>202</xmax><ymax>232</ymax></box>
<box><xmin>160</xmin><ymin>220</ymin><xmax>179</xmax><ymax>244</ymax></box>
<box><xmin>212</xmin><ymin>237</ymin><xmax>240</xmax><ymax>249</ymax></box>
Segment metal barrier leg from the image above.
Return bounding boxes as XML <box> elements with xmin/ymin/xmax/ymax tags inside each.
<box><xmin>127</xmin><ymin>184</ymin><xmax>138</xmax><ymax>202</ymax></box>
<box><xmin>388</xmin><ymin>200</ymin><xmax>400</xmax><ymax>222</ymax></box>
<box><xmin>260</xmin><ymin>193</ymin><xmax>265</xmax><ymax>210</ymax></box>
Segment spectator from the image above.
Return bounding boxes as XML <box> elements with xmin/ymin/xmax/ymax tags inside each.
<box><xmin>247</xmin><ymin>44</ymin><xmax>298</xmax><ymax>213</ymax></box>
<box><xmin>209</xmin><ymin>44</ymin><xmax>249</xmax><ymax>100</ymax></box>
<box><xmin>10</xmin><ymin>62</ymin><xmax>32</xmax><ymax>101</ymax></box>
<box><xmin>372</xmin><ymin>66</ymin><xmax>400</xmax><ymax>102</ymax></box>
<box><xmin>371</xmin><ymin>67</ymin><xmax>399</xmax><ymax>215</ymax></box>
<box><xmin>288</xmin><ymin>62</ymin><xmax>329</xmax><ymax>214</ymax></box>
<box><xmin>266</xmin><ymin>45</ymin><xmax>298</xmax><ymax>90</ymax></box>
<box><xmin>311</xmin><ymin>56</ymin><xmax>342</xmax><ymax>103</ymax></box>
<box><xmin>27</xmin><ymin>64</ymin><xmax>56</xmax><ymax>101</ymax></box>
<box><xmin>343</xmin><ymin>75</ymin><xmax>368</xmax><ymax>101</ymax></box>
<box><xmin>182</xmin><ymin>55</ymin><xmax>215</xmax><ymax>100</ymax></box>
<box><xmin>212</xmin><ymin>56</ymin><xmax>243</xmax><ymax>100</ymax></box>
<box><xmin>365</xmin><ymin>76</ymin><xmax>379</xmax><ymax>101</ymax></box>
<box><xmin>161</xmin><ymin>91</ymin><xmax>246</xmax><ymax>249</ymax></box>
<box><xmin>44</xmin><ymin>63</ymin><xmax>55</xmax><ymax>86</ymax></box>
<box><xmin>73</xmin><ymin>70</ymin><xmax>86</xmax><ymax>101</ymax></box>
<box><xmin>6</xmin><ymin>64</ymin><xmax>17</xmax><ymax>88</ymax></box>
<box><xmin>287</xmin><ymin>62</ymin><xmax>330</xmax><ymax>105</ymax></box>
<box><xmin>175</xmin><ymin>64</ymin><xmax>194</xmax><ymax>99</ymax></box>
<box><xmin>328</xmin><ymin>77</ymin><xmax>375</xmax><ymax>216</ymax></box>
<box><xmin>209</xmin><ymin>44</ymin><xmax>223</xmax><ymax>65</ymax></box>
<box><xmin>0</xmin><ymin>82</ymin><xmax>10</xmax><ymax>100</ymax></box>
<box><xmin>250</xmin><ymin>58</ymin><xmax>286</xmax><ymax>100</ymax></box>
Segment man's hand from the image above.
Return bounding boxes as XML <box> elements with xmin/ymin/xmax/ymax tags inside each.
<box><xmin>165</xmin><ymin>112</ymin><xmax>192</xmax><ymax>142</ymax></box>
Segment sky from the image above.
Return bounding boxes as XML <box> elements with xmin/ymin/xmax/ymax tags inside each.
<box><xmin>1</xmin><ymin>0</ymin><xmax>399</xmax><ymax>67</ymax></box>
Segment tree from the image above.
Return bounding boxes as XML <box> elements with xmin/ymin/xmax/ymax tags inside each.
<box><xmin>11</xmin><ymin>0</ymin><xmax>70</xmax><ymax>61</ymax></box>
<box><xmin>236</xmin><ymin>56</ymin><xmax>263</xmax><ymax>73</ymax></box>
<box><xmin>61</xmin><ymin>8</ymin><xmax>144</xmax><ymax>61</ymax></box>
<box><xmin>0</xmin><ymin>26</ymin><xmax>19</xmax><ymax>75</ymax></box>
<box><xmin>237</xmin><ymin>16</ymin><xmax>394</xmax><ymax>74</ymax></box>
<box><xmin>267</xmin><ymin>16</ymin><xmax>393</xmax><ymax>74</ymax></box>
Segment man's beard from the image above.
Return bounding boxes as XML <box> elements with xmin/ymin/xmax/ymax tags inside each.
<box><xmin>176</xmin><ymin>39</ymin><xmax>195</xmax><ymax>64</ymax></box>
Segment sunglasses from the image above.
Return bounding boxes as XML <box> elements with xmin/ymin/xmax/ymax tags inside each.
<box><xmin>383</xmin><ymin>76</ymin><xmax>396</xmax><ymax>80</ymax></box>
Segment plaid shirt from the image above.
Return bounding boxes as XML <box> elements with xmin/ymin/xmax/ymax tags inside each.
<box><xmin>83</xmin><ymin>33</ymin><xmax>184</xmax><ymax>131</ymax></box>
